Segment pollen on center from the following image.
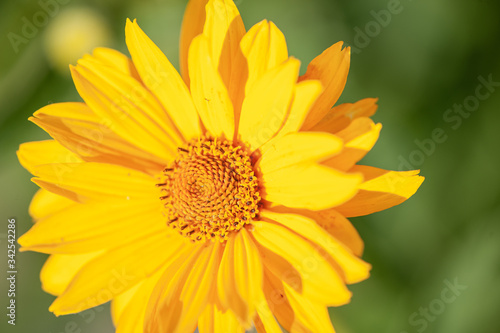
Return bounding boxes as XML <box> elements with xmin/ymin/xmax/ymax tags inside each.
<box><xmin>157</xmin><ymin>137</ymin><xmax>261</xmax><ymax>242</ymax></box>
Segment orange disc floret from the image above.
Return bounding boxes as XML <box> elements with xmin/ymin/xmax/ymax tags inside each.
<box><xmin>158</xmin><ymin>137</ymin><xmax>260</xmax><ymax>242</ymax></box>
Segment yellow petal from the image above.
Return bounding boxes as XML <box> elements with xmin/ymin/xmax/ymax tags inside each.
<box><xmin>32</xmin><ymin>101</ymin><xmax>96</xmax><ymax>120</ymax></box>
<box><xmin>113</xmin><ymin>269</ymin><xmax>164</xmax><ymax>333</ymax></box>
<box><xmin>262</xmin><ymin>163</ymin><xmax>362</xmax><ymax>211</ymax></box>
<box><xmin>189</xmin><ymin>34</ymin><xmax>235</xmax><ymax>139</ymax></box>
<box><xmin>29</xmin><ymin>103</ymin><xmax>165</xmax><ymax>174</ymax></box>
<box><xmin>76</xmin><ymin>56</ymin><xmax>183</xmax><ymax>148</ymax></box>
<box><xmin>17</xmin><ymin>140</ymin><xmax>81</xmax><ymax>174</ymax></box>
<box><xmin>283</xmin><ymin>284</ymin><xmax>336</xmax><ymax>333</ymax></box>
<box><xmin>49</xmin><ymin>230</ymin><xmax>188</xmax><ymax>315</ymax></box>
<box><xmin>217</xmin><ymin>234</ymin><xmax>248</xmax><ymax>325</ymax></box>
<box><xmin>239</xmin><ymin>20</ymin><xmax>288</xmax><ymax>96</ymax></box>
<box><xmin>111</xmin><ymin>283</ymin><xmax>140</xmax><ymax>326</ymax></box>
<box><xmin>203</xmin><ymin>0</ymin><xmax>245</xmax><ymax>88</ymax></box>
<box><xmin>40</xmin><ymin>252</ymin><xmax>102</xmax><ymax>296</ymax></box>
<box><xmin>144</xmin><ymin>246</ymin><xmax>202</xmax><ymax>333</ymax></box>
<box><xmin>310</xmin><ymin>98</ymin><xmax>378</xmax><ymax>133</ymax></box>
<box><xmin>70</xmin><ymin>67</ymin><xmax>175</xmax><ymax>161</ymax></box>
<box><xmin>180</xmin><ymin>0</ymin><xmax>209</xmax><ymax>85</ymax></box>
<box><xmin>300</xmin><ymin>42</ymin><xmax>350</xmax><ymax>130</ymax></box>
<box><xmin>217</xmin><ymin>232</ymin><xmax>279</xmax><ymax>331</ymax></box>
<box><xmin>125</xmin><ymin>19</ymin><xmax>202</xmax><ymax>140</ymax></box>
<box><xmin>145</xmin><ymin>243</ymin><xmax>221</xmax><ymax>333</ymax></box>
<box><xmin>261</xmin><ymin>210</ymin><xmax>371</xmax><ymax>284</ymax></box>
<box><xmin>19</xmin><ymin>200</ymin><xmax>165</xmax><ymax>254</ymax></box>
<box><xmin>252</xmin><ymin>221</ymin><xmax>351</xmax><ymax>306</ymax></box>
<box><xmin>233</xmin><ymin>229</ymin><xmax>264</xmax><ymax>326</ymax></box>
<box><xmin>323</xmin><ymin>117</ymin><xmax>382</xmax><ymax>172</ymax></box>
<box><xmin>271</xmin><ymin>79</ymin><xmax>323</xmax><ymax>140</ymax></box>
<box><xmin>257</xmin><ymin>131</ymin><xmax>343</xmax><ymax>175</ymax></box>
<box><xmin>203</xmin><ymin>0</ymin><xmax>247</xmax><ymax>121</ymax></box>
<box><xmin>29</xmin><ymin>189</ymin><xmax>75</xmax><ymax>221</ymax></box>
<box><xmin>287</xmin><ymin>207</ymin><xmax>365</xmax><ymax>257</ymax></box>
<box><xmin>336</xmin><ymin>165</ymin><xmax>424</xmax><ymax>217</ymax></box>
<box><xmin>90</xmin><ymin>47</ymin><xmax>142</xmax><ymax>82</ymax></box>
<box><xmin>198</xmin><ymin>305</ymin><xmax>216</xmax><ymax>333</ymax></box>
<box><xmin>235</xmin><ymin>20</ymin><xmax>290</xmax><ymax>141</ymax></box>
<box><xmin>238</xmin><ymin>58</ymin><xmax>299</xmax><ymax>151</ymax></box>
<box><xmin>31</xmin><ymin>162</ymin><xmax>156</xmax><ymax>203</ymax></box>
<box><xmin>198</xmin><ymin>304</ymin><xmax>245</xmax><ymax>333</ymax></box>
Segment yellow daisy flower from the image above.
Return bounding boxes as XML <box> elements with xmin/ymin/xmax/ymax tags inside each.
<box><xmin>17</xmin><ymin>0</ymin><xmax>424</xmax><ymax>332</ymax></box>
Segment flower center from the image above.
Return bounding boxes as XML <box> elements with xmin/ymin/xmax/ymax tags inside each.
<box><xmin>157</xmin><ymin>137</ymin><xmax>260</xmax><ymax>242</ymax></box>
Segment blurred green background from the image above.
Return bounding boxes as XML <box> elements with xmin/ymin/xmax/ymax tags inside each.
<box><xmin>1</xmin><ymin>0</ymin><xmax>499</xmax><ymax>332</ymax></box>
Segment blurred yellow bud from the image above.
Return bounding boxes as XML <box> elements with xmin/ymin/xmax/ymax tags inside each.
<box><xmin>43</xmin><ymin>7</ymin><xmax>111</xmax><ymax>74</ymax></box>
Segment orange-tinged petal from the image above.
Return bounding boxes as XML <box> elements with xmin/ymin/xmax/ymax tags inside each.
<box><xmin>252</xmin><ymin>221</ymin><xmax>351</xmax><ymax>306</ymax></box>
<box><xmin>189</xmin><ymin>34</ymin><xmax>235</xmax><ymax>139</ymax></box>
<box><xmin>310</xmin><ymin>98</ymin><xmax>378</xmax><ymax>133</ymax></box>
<box><xmin>261</xmin><ymin>163</ymin><xmax>362</xmax><ymax>211</ymax></box>
<box><xmin>203</xmin><ymin>0</ymin><xmax>245</xmax><ymax>87</ymax></box>
<box><xmin>113</xmin><ymin>269</ymin><xmax>164</xmax><ymax>333</ymax></box>
<box><xmin>198</xmin><ymin>304</ymin><xmax>245</xmax><ymax>333</ymax></box>
<box><xmin>29</xmin><ymin>103</ymin><xmax>165</xmax><ymax>174</ymax></box>
<box><xmin>239</xmin><ymin>20</ymin><xmax>288</xmax><ymax>96</ymax></box>
<box><xmin>300</xmin><ymin>42</ymin><xmax>350</xmax><ymax>130</ymax></box>
<box><xmin>17</xmin><ymin>140</ymin><xmax>81</xmax><ymax>174</ymax></box>
<box><xmin>323</xmin><ymin>117</ymin><xmax>382</xmax><ymax>171</ymax></box>
<box><xmin>29</xmin><ymin>189</ymin><xmax>75</xmax><ymax>221</ymax></box>
<box><xmin>145</xmin><ymin>243</ymin><xmax>220</xmax><ymax>333</ymax></box>
<box><xmin>261</xmin><ymin>210</ymin><xmax>371</xmax><ymax>284</ymax></box>
<box><xmin>125</xmin><ymin>19</ymin><xmax>202</xmax><ymax>140</ymax></box>
<box><xmin>217</xmin><ymin>234</ymin><xmax>248</xmax><ymax>325</ymax></box>
<box><xmin>31</xmin><ymin>162</ymin><xmax>156</xmax><ymax>203</ymax></box>
<box><xmin>49</xmin><ymin>230</ymin><xmax>188</xmax><ymax>316</ymax></box>
<box><xmin>252</xmin><ymin>280</ymin><xmax>282</xmax><ymax>333</ymax></box>
<box><xmin>253</xmin><ymin>302</ymin><xmax>282</xmax><ymax>333</ymax></box>
<box><xmin>18</xmin><ymin>200</ymin><xmax>165</xmax><ymax>254</ymax></box>
<box><xmin>70</xmin><ymin>67</ymin><xmax>174</xmax><ymax>161</ymax></box>
<box><xmin>40</xmin><ymin>252</ymin><xmax>102</xmax><ymax>296</ymax></box>
<box><xmin>336</xmin><ymin>165</ymin><xmax>424</xmax><ymax>217</ymax></box>
<box><xmin>257</xmin><ymin>132</ymin><xmax>343</xmax><ymax>175</ymax></box>
<box><xmin>180</xmin><ymin>0</ymin><xmax>209</xmax><ymax>85</ymax></box>
<box><xmin>261</xmin><ymin>268</ymin><xmax>317</xmax><ymax>332</ymax></box>
<box><xmin>238</xmin><ymin>58</ymin><xmax>299</xmax><ymax>151</ymax></box>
